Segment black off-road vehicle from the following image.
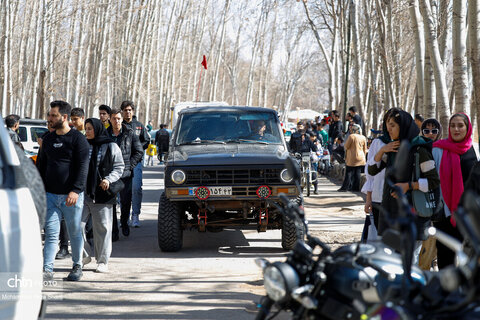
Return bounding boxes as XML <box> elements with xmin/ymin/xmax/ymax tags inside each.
<box><xmin>158</xmin><ymin>106</ymin><xmax>301</xmax><ymax>252</ymax></box>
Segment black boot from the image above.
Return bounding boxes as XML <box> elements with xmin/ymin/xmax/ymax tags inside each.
<box><xmin>55</xmin><ymin>246</ymin><xmax>71</xmax><ymax>259</ymax></box>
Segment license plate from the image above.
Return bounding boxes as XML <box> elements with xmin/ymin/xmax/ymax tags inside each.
<box><xmin>189</xmin><ymin>186</ymin><xmax>232</xmax><ymax>196</ymax></box>
<box><xmin>302</xmin><ymin>155</ymin><xmax>310</xmax><ymax>162</ymax></box>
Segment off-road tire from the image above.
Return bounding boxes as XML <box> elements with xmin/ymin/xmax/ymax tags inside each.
<box><xmin>158</xmin><ymin>192</ymin><xmax>183</xmax><ymax>252</ymax></box>
<box><xmin>281</xmin><ymin>216</ymin><xmax>304</xmax><ymax>250</ymax></box>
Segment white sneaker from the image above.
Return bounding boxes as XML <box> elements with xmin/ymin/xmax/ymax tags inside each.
<box><xmin>131</xmin><ymin>214</ymin><xmax>140</xmax><ymax>228</ymax></box>
<box><xmin>95</xmin><ymin>263</ymin><xmax>108</xmax><ymax>273</ymax></box>
<box><xmin>82</xmin><ymin>256</ymin><xmax>92</xmax><ymax>266</ymax></box>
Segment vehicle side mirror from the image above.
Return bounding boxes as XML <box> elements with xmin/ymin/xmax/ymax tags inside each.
<box><xmin>461</xmin><ymin>191</ymin><xmax>480</xmax><ymax>239</ymax></box>
<box><xmin>285</xmin><ymin>156</ymin><xmax>301</xmax><ymax>182</ymax></box>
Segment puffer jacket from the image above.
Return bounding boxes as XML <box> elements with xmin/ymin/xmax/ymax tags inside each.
<box><xmin>107</xmin><ymin>124</ymin><xmax>143</xmax><ymax>178</ymax></box>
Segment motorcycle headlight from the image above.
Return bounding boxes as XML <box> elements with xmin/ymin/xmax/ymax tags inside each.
<box><xmin>264</xmin><ymin>262</ymin><xmax>299</xmax><ymax>302</ymax></box>
<box><xmin>171</xmin><ymin>170</ymin><xmax>186</xmax><ymax>184</ymax></box>
<box><xmin>280</xmin><ymin>169</ymin><xmax>293</xmax><ymax>183</ymax></box>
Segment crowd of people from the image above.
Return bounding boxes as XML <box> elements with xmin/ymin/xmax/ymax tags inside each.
<box><xmin>6</xmin><ymin>100</ymin><xmax>170</xmax><ymax>281</ymax></box>
<box><xmin>5</xmin><ymin>101</ymin><xmax>479</xmax><ymax>279</ymax></box>
<box><xmin>288</xmin><ymin>105</ymin><xmax>479</xmax><ymax>270</ymax></box>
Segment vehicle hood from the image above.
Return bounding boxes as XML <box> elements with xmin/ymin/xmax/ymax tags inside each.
<box><xmin>171</xmin><ymin>144</ymin><xmax>289</xmax><ymax>166</ymax></box>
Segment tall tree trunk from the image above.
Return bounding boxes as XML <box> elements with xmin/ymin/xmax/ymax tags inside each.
<box><xmin>350</xmin><ymin>0</ymin><xmax>364</xmax><ymax>118</ymax></box>
<box><xmin>469</xmin><ymin>0</ymin><xmax>480</xmax><ymax>142</ymax></box>
<box><xmin>409</xmin><ymin>0</ymin><xmax>425</xmax><ymax>115</ymax></box>
<box><xmin>364</xmin><ymin>0</ymin><xmax>379</xmax><ymax>130</ymax></box>
<box><xmin>452</xmin><ymin>0</ymin><xmax>469</xmax><ymax>113</ymax></box>
<box><xmin>420</xmin><ymin>0</ymin><xmax>450</xmax><ymax>135</ymax></box>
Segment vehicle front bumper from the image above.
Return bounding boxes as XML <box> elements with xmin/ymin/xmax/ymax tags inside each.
<box><xmin>165</xmin><ymin>184</ymin><xmax>298</xmax><ymax>201</ymax></box>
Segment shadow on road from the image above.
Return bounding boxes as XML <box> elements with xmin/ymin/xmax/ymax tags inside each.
<box><xmin>110</xmin><ymin>216</ymin><xmax>286</xmax><ymax>259</ymax></box>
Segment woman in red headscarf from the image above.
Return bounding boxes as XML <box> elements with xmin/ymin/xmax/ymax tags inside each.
<box><xmin>432</xmin><ymin>113</ymin><xmax>477</xmax><ymax>269</ymax></box>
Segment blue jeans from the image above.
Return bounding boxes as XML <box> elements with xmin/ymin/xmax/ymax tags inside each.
<box><xmin>43</xmin><ymin>192</ymin><xmax>84</xmax><ymax>272</ymax></box>
<box><xmin>132</xmin><ymin>161</ymin><xmax>143</xmax><ymax>216</ymax></box>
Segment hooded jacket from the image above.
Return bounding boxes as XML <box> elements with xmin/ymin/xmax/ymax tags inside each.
<box><xmin>85</xmin><ymin>118</ymin><xmax>125</xmax><ymax>204</ymax></box>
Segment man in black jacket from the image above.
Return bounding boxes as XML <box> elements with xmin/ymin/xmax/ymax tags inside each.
<box><xmin>289</xmin><ymin>121</ymin><xmax>307</xmax><ymax>153</ymax></box>
<box><xmin>328</xmin><ymin>110</ymin><xmax>344</xmax><ymax>152</ymax></box>
<box><xmin>121</xmin><ymin>101</ymin><xmax>149</xmax><ymax>228</ymax></box>
<box><xmin>108</xmin><ymin>108</ymin><xmax>143</xmax><ymax>240</ymax></box>
<box><xmin>155</xmin><ymin>124</ymin><xmax>170</xmax><ymax>163</ymax></box>
<box><xmin>36</xmin><ymin>100</ymin><xmax>90</xmax><ymax>282</ymax></box>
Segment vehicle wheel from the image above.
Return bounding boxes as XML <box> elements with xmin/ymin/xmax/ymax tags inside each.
<box><xmin>158</xmin><ymin>192</ymin><xmax>183</xmax><ymax>252</ymax></box>
<box><xmin>281</xmin><ymin>215</ymin><xmax>304</xmax><ymax>250</ymax></box>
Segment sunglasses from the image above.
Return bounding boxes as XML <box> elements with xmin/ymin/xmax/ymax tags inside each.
<box><xmin>422</xmin><ymin>128</ymin><xmax>439</xmax><ymax>135</ymax></box>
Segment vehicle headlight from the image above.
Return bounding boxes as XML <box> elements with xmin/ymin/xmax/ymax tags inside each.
<box><xmin>171</xmin><ymin>170</ymin><xmax>186</xmax><ymax>184</ymax></box>
<box><xmin>264</xmin><ymin>262</ymin><xmax>299</xmax><ymax>302</ymax></box>
<box><xmin>280</xmin><ymin>169</ymin><xmax>293</xmax><ymax>183</ymax></box>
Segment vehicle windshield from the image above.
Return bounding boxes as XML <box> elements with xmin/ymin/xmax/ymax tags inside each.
<box><xmin>175</xmin><ymin>111</ymin><xmax>283</xmax><ymax>145</ymax></box>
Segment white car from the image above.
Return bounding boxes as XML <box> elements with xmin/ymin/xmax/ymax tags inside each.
<box><xmin>0</xmin><ymin>117</ymin><xmax>45</xmax><ymax>319</ymax></box>
<box><xmin>17</xmin><ymin>119</ymin><xmax>48</xmax><ymax>154</ymax></box>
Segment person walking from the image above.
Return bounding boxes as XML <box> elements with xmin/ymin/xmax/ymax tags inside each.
<box><xmin>121</xmin><ymin>101</ymin><xmax>149</xmax><ymax>228</ymax></box>
<box><xmin>328</xmin><ymin>110</ymin><xmax>344</xmax><ymax>153</ymax></box>
<box><xmin>421</xmin><ymin>118</ymin><xmax>441</xmax><ymax>142</ymax></box>
<box><xmin>5</xmin><ymin>114</ymin><xmax>21</xmax><ymax>144</ymax></box>
<box><xmin>432</xmin><ymin>113</ymin><xmax>477</xmax><ymax>269</ymax></box>
<box><xmin>107</xmin><ymin>109</ymin><xmax>143</xmax><ymax>240</ymax></box>
<box><xmin>155</xmin><ymin>124</ymin><xmax>170</xmax><ymax>164</ymax></box>
<box><xmin>82</xmin><ymin>118</ymin><xmax>124</xmax><ymax>273</ymax></box>
<box><xmin>415</xmin><ymin>114</ymin><xmax>425</xmax><ymax>130</ymax></box>
<box><xmin>99</xmin><ymin>105</ymin><xmax>112</xmax><ymax>129</ymax></box>
<box><xmin>372</xmin><ymin>109</ymin><xmax>440</xmax><ymax>244</ymax></box>
<box><xmin>70</xmin><ymin>108</ymin><xmax>86</xmax><ymax>134</ymax></box>
<box><xmin>348</xmin><ymin>106</ymin><xmax>365</xmax><ymax>135</ymax></box>
<box><xmin>36</xmin><ymin>100</ymin><xmax>90</xmax><ymax>281</ymax></box>
<box><xmin>363</xmin><ymin>109</ymin><xmax>394</xmax><ymax>232</ymax></box>
<box><xmin>339</xmin><ymin>124</ymin><xmax>367</xmax><ymax>192</ymax></box>
<box><xmin>289</xmin><ymin>121</ymin><xmax>306</xmax><ymax>153</ymax></box>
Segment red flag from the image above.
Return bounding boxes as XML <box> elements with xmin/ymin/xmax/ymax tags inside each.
<box><xmin>201</xmin><ymin>55</ymin><xmax>207</xmax><ymax>70</ymax></box>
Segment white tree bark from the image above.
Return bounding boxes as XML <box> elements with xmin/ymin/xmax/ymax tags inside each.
<box><xmin>452</xmin><ymin>0</ymin><xmax>469</xmax><ymax>113</ymax></box>
<box><xmin>420</xmin><ymin>0</ymin><xmax>450</xmax><ymax>134</ymax></box>
<box><xmin>409</xmin><ymin>0</ymin><xmax>425</xmax><ymax>115</ymax></box>
<box><xmin>468</xmin><ymin>0</ymin><xmax>480</xmax><ymax>141</ymax></box>
<box><xmin>350</xmin><ymin>0</ymin><xmax>363</xmax><ymax>116</ymax></box>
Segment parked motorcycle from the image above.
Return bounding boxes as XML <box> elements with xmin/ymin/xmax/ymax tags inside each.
<box><xmin>255</xmin><ymin>142</ymin><xmax>480</xmax><ymax>320</ymax></box>
<box><xmin>293</xmin><ymin>152</ymin><xmax>318</xmax><ymax>197</ymax></box>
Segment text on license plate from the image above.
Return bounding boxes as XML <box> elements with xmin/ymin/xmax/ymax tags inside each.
<box><xmin>189</xmin><ymin>186</ymin><xmax>232</xmax><ymax>196</ymax></box>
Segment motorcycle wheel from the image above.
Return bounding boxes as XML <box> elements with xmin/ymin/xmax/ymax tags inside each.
<box><xmin>306</xmin><ymin>172</ymin><xmax>311</xmax><ymax>197</ymax></box>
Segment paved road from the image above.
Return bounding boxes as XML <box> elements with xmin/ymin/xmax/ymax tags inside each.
<box><xmin>44</xmin><ymin>165</ymin><xmax>365</xmax><ymax>320</ymax></box>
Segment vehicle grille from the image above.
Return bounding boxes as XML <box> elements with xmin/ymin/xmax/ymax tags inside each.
<box><xmin>185</xmin><ymin>169</ymin><xmax>282</xmax><ymax>185</ymax></box>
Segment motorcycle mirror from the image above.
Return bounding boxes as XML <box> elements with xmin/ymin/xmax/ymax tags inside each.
<box><xmin>392</xmin><ymin>141</ymin><xmax>411</xmax><ymax>181</ymax></box>
<box><xmin>382</xmin><ymin>229</ymin><xmax>404</xmax><ymax>253</ymax></box>
<box><xmin>285</xmin><ymin>155</ymin><xmax>301</xmax><ymax>182</ymax></box>
<box><xmin>461</xmin><ymin>191</ymin><xmax>480</xmax><ymax>238</ymax></box>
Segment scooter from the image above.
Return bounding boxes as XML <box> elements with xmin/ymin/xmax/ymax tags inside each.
<box><xmin>255</xmin><ymin>142</ymin><xmax>480</xmax><ymax>320</ymax></box>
